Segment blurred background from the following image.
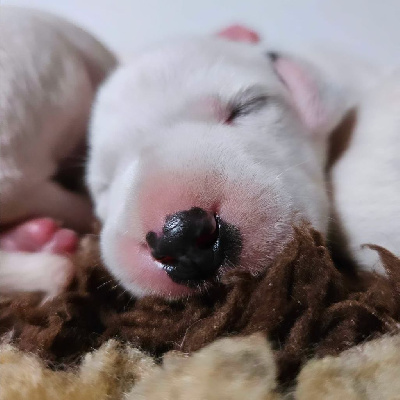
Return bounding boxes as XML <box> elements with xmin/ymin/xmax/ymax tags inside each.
<box><xmin>3</xmin><ymin>0</ymin><xmax>400</xmax><ymax>66</ymax></box>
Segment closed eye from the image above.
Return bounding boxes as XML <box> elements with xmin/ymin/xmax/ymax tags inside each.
<box><xmin>225</xmin><ymin>86</ymin><xmax>269</xmax><ymax>124</ymax></box>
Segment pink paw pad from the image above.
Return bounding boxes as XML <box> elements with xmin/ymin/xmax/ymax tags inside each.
<box><xmin>0</xmin><ymin>218</ymin><xmax>78</xmax><ymax>255</ymax></box>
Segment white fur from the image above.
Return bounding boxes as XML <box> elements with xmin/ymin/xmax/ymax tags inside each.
<box><xmin>0</xmin><ymin>7</ymin><xmax>116</xmax><ymax>296</ymax></box>
<box><xmin>331</xmin><ymin>69</ymin><xmax>400</xmax><ymax>273</ymax></box>
<box><xmin>87</xmin><ymin>37</ymin><xmax>372</xmax><ymax>298</ymax></box>
<box><xmin>0</xmin><ymin>251</ymin><xmax>74</xmax><ymax>299</ymax></box>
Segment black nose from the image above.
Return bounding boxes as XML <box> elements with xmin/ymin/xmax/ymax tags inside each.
<box><xmin>146</xmin><ymin>207</ymin><xmax>231</xmax><ymax>284</ymax></box>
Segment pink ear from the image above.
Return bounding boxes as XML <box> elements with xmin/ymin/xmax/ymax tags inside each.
<box><xmin>273</xmin><ymin>56</ymin><xmax>326</xmax><ymax>135</ymax></box>
<box><xmin>217</xmin><ymin>25</ymin><xmax>260</xmax><ymax>44</ymax></box>
<box><xmin>271</xmin><ymin>54</ymin><xmax>342</xmax><ymax>137</ymax></box>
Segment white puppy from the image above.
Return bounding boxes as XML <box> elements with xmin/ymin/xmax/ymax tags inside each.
<box><xmin>0</xmin><ymin>7</ymin><xmax>116</xmax><ymax>296</ymax></box>
<box><xmin>331</xmin><ymin>69</ymin><xmax>400</xmax><ymax>273</ymax></box>
<box><xmin>87</xmin><ymin>29</ymin><xmax>380</xmax><ymax>299</ymax></box>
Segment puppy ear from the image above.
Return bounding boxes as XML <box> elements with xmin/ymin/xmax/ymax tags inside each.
<box><xmin>217</xmin><ymin>25</ymin><xmax>260</xmax><ymax>44</ymax></box>
<box><xmin>269</xmin><ymin>52</ymin><xmax>347</xmax><ymax>138</ymax></box>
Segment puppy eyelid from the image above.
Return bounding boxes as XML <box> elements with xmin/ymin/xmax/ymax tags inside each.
<box><xmin>226</xmin><ymin>87</ymin><xmax>269</xmax><ymax>123</ymax></box>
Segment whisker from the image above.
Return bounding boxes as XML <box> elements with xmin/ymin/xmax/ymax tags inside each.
<box><xmin>123</xmin><ymin>294</ymin><xmax>136</xmax><ymax>310</ymax></box>
<box><xmin>96</xmin><ymin>279</ymin><xmax>113</xmax><ymax>290</ymax></box>
<box><xmin>274</xmin><ymin>161</ymin><xmax>308</xmax><ymax>180</ymax></box>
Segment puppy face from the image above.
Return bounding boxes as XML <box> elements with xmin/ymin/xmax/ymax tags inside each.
<box><xmin>87</xmin><ymin>37</ymin><xmax>341</xmax><ymax>298</ymax></box>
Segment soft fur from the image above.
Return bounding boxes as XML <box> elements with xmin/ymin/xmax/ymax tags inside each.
<box><xmin>0</xmin><ymin>340</ymin><xmax>155</xmax><ymax>400</ymax></box>
<box><xmin>0</xmin><ymin>7</ymin><xmax>116</xmax><ymax>296</ymax></box>
<box><xmin>1</xmin><ymin>333</ymin><xmax>400</xmax><ymax>400</ymax></box>
<box><xmin>331</xmin><ymin>69</ymin><xmax>400</xmax><ymax>272</ymax></box>
<box><xmin>127</xmin><ymin>334</ymin><xmax>281</xmax><ymax>400</ymax></box>
<box><xmin>0</xmin><ymin>7</ymin><xmax>115</xmax><ymax>227</ymax></box>
<box><xmin>296</xmin><ymin>334</ymin><xmax>400</xmax><ymax>400</ymax></box>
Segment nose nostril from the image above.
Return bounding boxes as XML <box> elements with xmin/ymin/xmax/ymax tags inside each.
<box><xmin>156</xmin><ymin>255</ymin><xmax>177</xmax><ymax>265</ymax></box>
<box><xmin>195</xmin><ymin>215</ymin><xmax>219</xmax><ymax>249</ymax></box>
<box><xmin>145</xmin><ymin>231</ymin><xmax>158</xmax><ymax>249</ymax></box>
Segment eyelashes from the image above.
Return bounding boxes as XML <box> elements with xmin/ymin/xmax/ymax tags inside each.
<box><xmin>225</xmin><ymin>87</ymin><xmax>269</xmax><ymax>124</ymax></box>
<box><xmin>226</xmin><ymin>95</ymin><xmax>269</xmax><ymax>123</ymax></box>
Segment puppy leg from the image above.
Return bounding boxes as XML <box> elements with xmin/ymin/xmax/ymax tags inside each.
<box><xmin>0</xmin><ymin>250</ymin><xmax>74</xmax><ymax>297</ymax></box>
<box><xmin>0</xmin><ymin>181</ymin><xmax>93</xmax><ymax>233</ymax></box>
<box><xmin>26</xmin><ymin>181</ymin><xmax>93</xmax><ymax>233</ymax></box>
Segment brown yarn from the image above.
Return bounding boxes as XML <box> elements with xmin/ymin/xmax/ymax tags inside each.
<box><xmin>1</xmin><ymin>226</ymin><xmax>399</xmax><ymax>385</ymax></box>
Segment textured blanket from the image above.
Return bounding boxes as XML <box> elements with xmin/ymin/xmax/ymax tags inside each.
<box><xmin>1</xmin><ymin>226</ymin><xmax>400</xmax><ymax>399</ymax></box>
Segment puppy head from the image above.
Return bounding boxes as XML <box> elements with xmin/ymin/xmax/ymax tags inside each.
<box><xmin>87</xmin><ymin>33</ymin><xmax>346</xmax><ymax>298</ymax></box>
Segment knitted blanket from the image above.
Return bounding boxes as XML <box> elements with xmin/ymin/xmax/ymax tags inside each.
<box><xmin>1</xmin><ymin>226</ymin><xmax>400</xmax><ymax>399</ymax></box>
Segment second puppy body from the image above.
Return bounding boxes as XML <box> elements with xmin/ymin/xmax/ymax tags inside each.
<box><xmin>0</xmin><ymin>7</ymin><xmax>116</xmax><ymax>296</ymax></box>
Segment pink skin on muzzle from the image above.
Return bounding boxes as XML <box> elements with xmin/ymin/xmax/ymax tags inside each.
<box><xmin>116</xmin><ymin>168</ymin><xmax>284</xmax><ymax>298</ymax></box>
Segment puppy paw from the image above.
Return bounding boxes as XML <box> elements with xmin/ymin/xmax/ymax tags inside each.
<box><xmin>0</xmin><ymin>251</ymin><xmax>75</xmax><ymax>297</ymax></box>
<box><xmin>40</xmin><ymin>255</ymin><xmax>75</xmax><ymax>302</ymax></box>
<box><xmin>0</xmin><ymin>218</ymin><xmax>78</xmax><ymax>254</ymax></box>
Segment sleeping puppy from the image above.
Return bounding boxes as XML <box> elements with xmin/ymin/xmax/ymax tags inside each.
<box><xmin>0</xmin><ymin>7</ymin><xmax>116</xmax><ymax>296</ymax></box>
<box><xmin>87</xmin><ymin>27</ymin><xmax>382</xmax><ymax>299</ymax></box>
